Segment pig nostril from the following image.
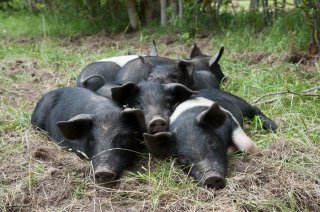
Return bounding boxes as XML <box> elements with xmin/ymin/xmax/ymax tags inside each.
<box><xmin>150</xmin><ymin>123</ymin><xmax>156</xmax><ymax>128</ymax></box>
<box><xmin>148</xmin><ymin>118</ymin><xmax>168</xmax><ymax>133</ymax></box>
<box><xmin>204</xmin><ymin>176</ymin><xmax>226</xmax><ymax>189</ymax></box>
<box><xmin>94</xmin><ymin>171</ymin><xmax>117</xmax><ymax>183</ymax></box>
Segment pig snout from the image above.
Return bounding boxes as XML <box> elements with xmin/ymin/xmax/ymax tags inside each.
<box><xmin>148</xmin><ymin>115</ymin><xmax>169</xmax><ymax>134</ymax></box>
<box><xmin>202</xmin><ymin>171</ymin><xmax>226</xmax><ymax>189</ymax></box>
<box><xmin>94</xmin><ymin>166</ymin><xmax>117</xmax><ymax>183</ymax></box>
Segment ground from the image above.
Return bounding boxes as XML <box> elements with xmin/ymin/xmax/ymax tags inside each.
<box><xmin>0</xmin><ymin>33</ymin><xmax>319</xmax><ymax>211</ymax></box>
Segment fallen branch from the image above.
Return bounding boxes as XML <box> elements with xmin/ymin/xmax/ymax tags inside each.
<box><xmin>253</xmin><ymin>97</ymin><xmax>278</xmax><ymax>106</ymax></box>
<box><xmin>251</xmin><ymin>86</ymin><xmax>320</xmax><ymax>105</ymax></box>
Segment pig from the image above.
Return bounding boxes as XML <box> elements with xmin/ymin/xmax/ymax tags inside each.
<box><xmin>77</xmin><ymin>40</ymin><xmax>159</xmax><ymax>92</ymax></box>
<box><xmin>115</xmin><ymin>56</ymin><xmax>195</xmax><ymax>87</ymax></box>
<box><xmin>76</xmin><ymin>61</ymin><xmax>121</xmax><ymax>91</ymax></box>
<box><xmin>144</xmin><ymin>88</ymin><xmax>277</xmax><ymax>189</ymax></box>
<box><xmin>31</xmin><ymin>87</ymin><xmax>146</xmax><ymax>183</ymax></box>
<box><xmin>189</xmin><ymin>44</ymin><xmax>226</xmax><ymax>90</ymax></box>
<box><xmin>196</xmin><ymin>88</ymin><xmax>278</xmax><ymax>132</ymax></box>
<box><xmin>144</xmin><ymin>96</ymin><xmax>260</xmax><ymax>189</ymax></box>
<box><xmin>98</xmin><ymin>55</ymin><xmax>141</xmax><ymax>67</ymax></box>
<box><xmin>110</xmin><ymin>81</ymin><xmax>197</xmax><ymax>134</ymax></box>
<box><xmin>96</xmin><ymin>39</ymin><xmax>158</xmax><ymax>66</ymax></box>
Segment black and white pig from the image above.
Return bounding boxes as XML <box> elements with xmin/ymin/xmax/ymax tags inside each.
<box><xmin>31</xmin><ymin>87</ymin><xmax>146</xmax><ymax>183</ymax></box>
<box><xmin>76</xmin><ymin>61</ymin><xmax>121</xmax><ymax>91</ymax></box>
<box><xmin>76</xmin><ymin>40</ymin><xmax>159</xmax><ymax>91</ymax></box>
<box><xmin>115</xmin><ymin>56</ymin><xmax>195</xmax><ymax>87</ymax></box>
<box><xmin>196</xmin><ymin>88</ymin><xmax>278</xmax><ymax>132</ymax></box>
<box><xmin>110</xmin><ymin>81</ymin><xmax>197</xmax><ymax>134</ymax></box>
<box><xmin>189</xmin><ymin>44</ymin><xmax>226</xmax><ymax>90</ymax></box>
<box><xmin>144</xmin><ymin>89</ymin><xmax>277</xmax><ymax>189</ymax></box>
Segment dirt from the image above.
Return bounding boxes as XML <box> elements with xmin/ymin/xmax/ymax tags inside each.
<box><xmin>233</xmin><ymin>52</ymin><xmax>283</xmax><ymax>65</ymax></box>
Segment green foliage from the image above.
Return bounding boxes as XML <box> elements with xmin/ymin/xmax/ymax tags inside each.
<box><xmin>0</xmin><ymin>12</ymin><xmax>98</xmax><ymax>37</ymax></box>
<box><xmin>0</xmin><ymin>0</ymin><xmax>28</xmax><ymax>11</ymax></box>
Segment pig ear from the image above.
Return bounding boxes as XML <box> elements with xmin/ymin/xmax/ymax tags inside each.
<box><xmin>96</xmin><ymin>84</ymin><xmax>113</xmax><ymax>99</ymax></box>
<box><xmin>162</xmin><ymin>83</ymin><xmax>197</xmax><ymax>102</ymax></box>
<box><xmin>196</xmin><ymin>103</ymin><xmax>226</xmax><ymax>128</ymax></box>
<box><xmin>121</xmin><ymin>108</ymin><xmax>146</xmax><ymax>131</ymax></box>
<box><xmin>80</xmin><ymin>74</ymin><xmax>105</xmax><ymax>91</ymax></box>
<box><xmin>209</xmin><ymin>46</ymin><xmax>224</xmax><ymax>66</ymax></box>
<box><xmin>177</xmin><ymin>60</ymin><xmax>194</xmax><ymax>79</ymax></box>
<box><xmin>111</xmin><ymin>82</ymin><xmax>137</xmax><ymax>103</ymax></box>
<box><xmin>143</xmin><ymin>132</ymin><xmax>173</xmax><ymax>159</ymax></box>
<box><xmin>149</xmin><ymin>40</ymin><xmax>158</xmax><ymax>56</ymax></box>
<box><xmin>139</xmin><ymin>55</ymin><xmax>146</xmax><ymax>64</ymax></box>
<box><xmin>190</xmin><ymin>43</ymin><xmax>204</xmax><ymax>58</ymax></box>
<box><xmin>57</xmin><ymin>114</ymin><xmax>93</xmax><ymax>140</ymax></box>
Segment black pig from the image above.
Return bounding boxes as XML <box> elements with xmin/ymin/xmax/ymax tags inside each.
<box><xmin>196</xmin><ymin>88</ymin><xmax>278</xmax><ymax>132</ymax></box>
<box><xmin>110</xmin><ymin>81</ymin><xmax>196</xmax><ymax>134</ymax></box>
<box><xmin>144</xmin><ymin>96</ymin><xmax>260</xmax><ymax>189</ymax></box>
<box><xmin>31</xmin><ymin>87</ymin><xmax>146</xmax><ymax>183</ymax></box>
<box><xmin>190</xmin><ymin>44</ymin><xmax>226</xmax><ymax>90</ymax></box>
<box><xmin>115</xmin><ymin>56</ymin><xmax>195</xmax><ymax>87</ymax></box>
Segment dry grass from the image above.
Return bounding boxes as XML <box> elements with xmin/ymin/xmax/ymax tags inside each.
<box><xmin>0</xmin><ymin>33</ymin><xmax>319</xmax><ymax>211</ymax></box>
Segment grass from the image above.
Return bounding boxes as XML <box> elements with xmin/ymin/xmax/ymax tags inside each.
<box><xmin>0</xmin><ymin>11</ymin><xmax>319</xmax><ymax>211</ymax></box>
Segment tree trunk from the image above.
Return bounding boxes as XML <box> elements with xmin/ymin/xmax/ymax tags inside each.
<box><xmin>282</xmin><ymin>0</ymin><xmax>286</xmax><ymax>14</ymax></box>
<box><xmin>126</xmin><ymin>0</ymin><xmax>140</xmax><ymax>30</ymax></box>
<box><xmin>141</xmin><ymin>0</ymin><xmax>160</xmax><ymax>25</ymax></box>
<box><xmin>262</xmin><ymin>0</ymin><xmax>269</xmax><ymax>25</ymax></box>
<box><xmin>179</xmin><ymin>0</ymin><xmax>183</xmax><ymax>19</ymax></box>
<box><xmin>249</xmin><ymin>0</ymin><xmax>259</xmax><ymax>11</ymax></box>
<box><xmin>301</xmin><ymin>0</ymin><xmax>320</xmax><ymax>57</ymax></box>
<box><xmin>214</xmin><ymin>0</ymin><xmax>222</xmax><ymax>16</ymax></box>
<box><xmin>273</xmin><ymin>0</ymin><xmax>278</xmax><ymax>19</ymax></box>
<box><xmin>311</xmin><ymin>0</ymin><xmax>320</xmax><ymax>57</ymax></box>
<box><xmin>171</xmin><ymin>0</ymin><xmax>178</xmax><ymax>20</ymax></box>
<box><xmin>293</xmin><ymin>0</ymin><xmax>300</xmax><ymax>6</ymax></box>
<box><xmin>160</xmin><ymin>0</ymin><xmax>167</xmax><ymax>26</ymax></box>
<box><xmin>141</xmin><ymin>0</ymin><xmax>152</xmax><ymax>25</ymax></box>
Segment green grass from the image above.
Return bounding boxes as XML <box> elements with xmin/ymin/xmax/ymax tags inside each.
<box><xmin>0</xmin><ymin>12</ymin><xmax>97</xmax><ymax>37</ymax></box>
<box><xmin>0</xmin><ymin>12</ymin><xmax>319</xmax><ymax>211</ymax></box>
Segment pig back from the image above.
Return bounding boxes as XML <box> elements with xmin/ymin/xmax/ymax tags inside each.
<box><xmin>31</xmin><ymin>87</ymin><xmax>121</xmax><ymax>141</ymax></box>
<box><xmin>194</xmin><ymin>89</ymin><xmax>245</xmax><ymax>126</ymax></box>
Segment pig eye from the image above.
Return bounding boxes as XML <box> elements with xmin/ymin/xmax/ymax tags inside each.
<box><xmin>179</xmin><ymin>156</ymin><xmax>189</xmax><ymax>166</ymax></box>
<box><xmin>116</xmin><ymin>134</ymin><xmax>130</xmax><ymax>146</ymax></box>
<box><xmin>87</xmin><ymin>136</ymin><xmax>95</xmax><ymax>148</ymax></box>
<box><xmin>209</xmin><ymin>141</ymin><xmax>219</xmax><ymax>150</ymax></box>
<box><xmin>165</xmin><ymin>101</ymin><xmax>172</xmax><ymax>109</ymax></box>
<box><xmin>169</xmin><ymin>74</ymin><xmax>179</xmax><ymax>83</ymax></box>
<box><xmin>134</xmin><ymin>102</ymin><xmax>143</xmax><ymax>108</ymax></box>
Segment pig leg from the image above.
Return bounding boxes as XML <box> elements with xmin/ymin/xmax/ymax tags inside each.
<box><xmin>252</xmin><ymin>106</ymin><xmax>278</xmax><ymax>132</ymax></box>
<box><xmin>231</xmin><ymin>127</ymin><xmax>259</xmax><ymax>154</ymax></box>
